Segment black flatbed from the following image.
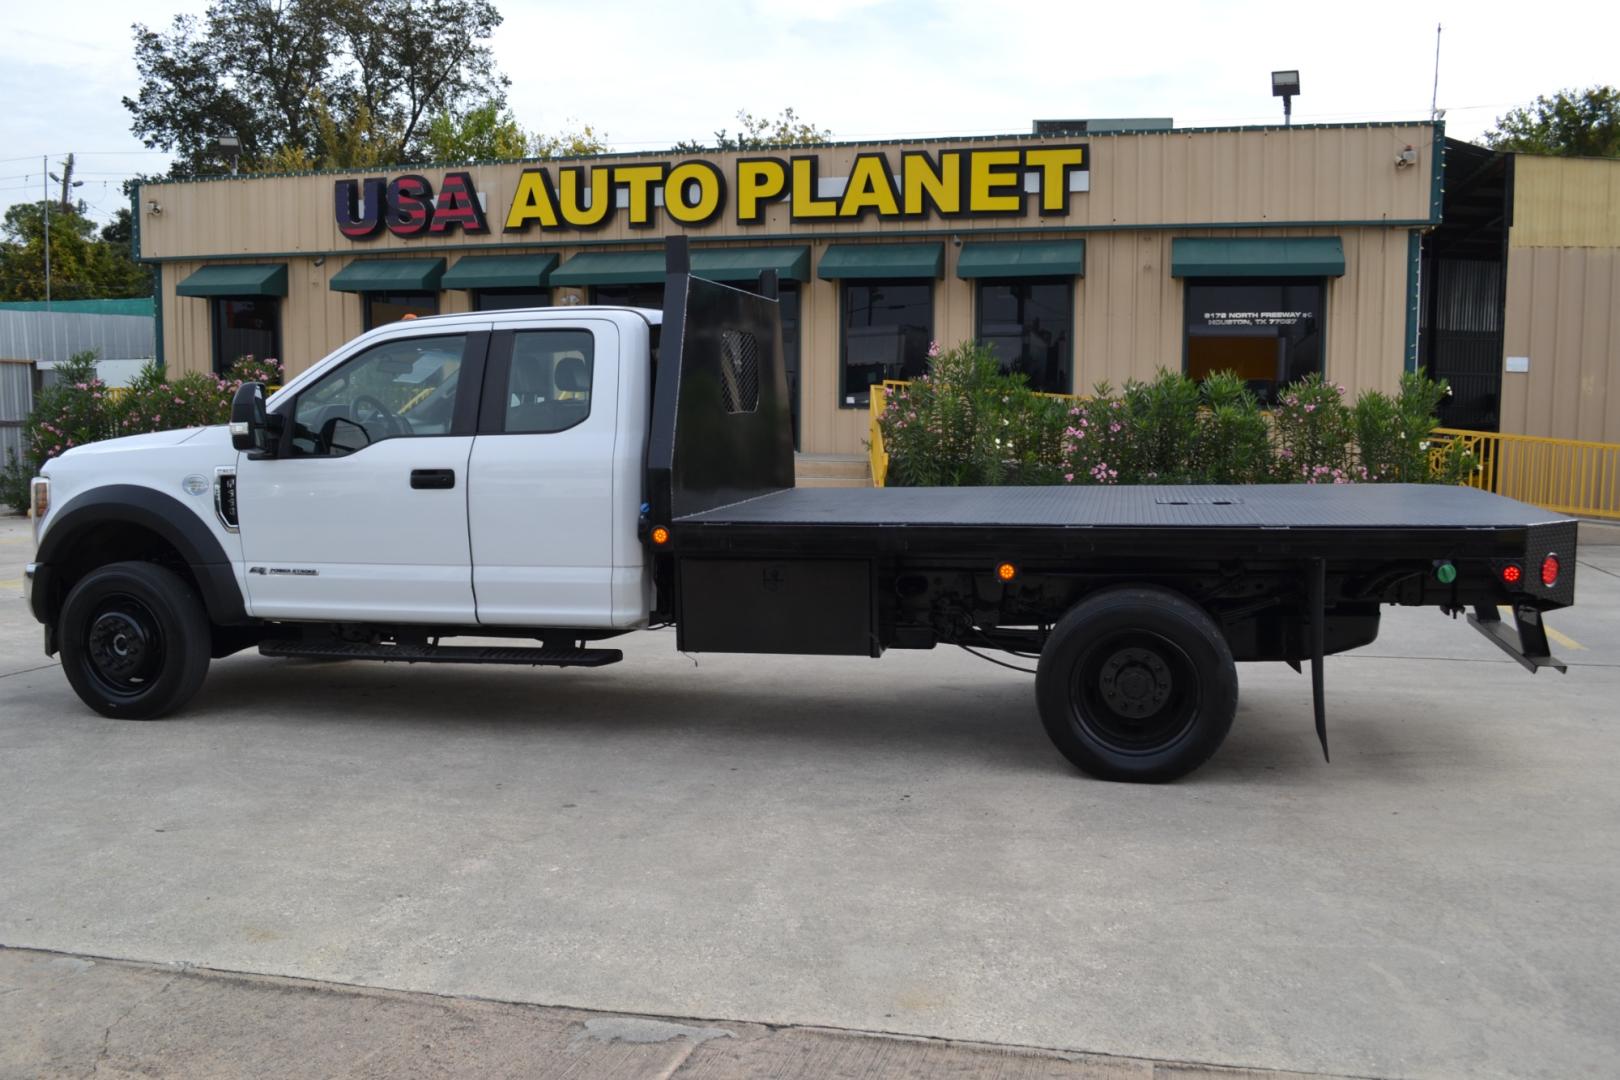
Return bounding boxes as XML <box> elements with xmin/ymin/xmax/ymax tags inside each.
<box><xmin>673</xmin><ymin>483</ymin><xmax>1576</xmax><ymax>564</ymax></box>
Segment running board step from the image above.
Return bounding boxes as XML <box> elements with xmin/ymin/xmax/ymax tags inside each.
<box><xmin>259</xmin><ymin>640</ymin><xmax>623</xmax><ymax>667</ymax></box>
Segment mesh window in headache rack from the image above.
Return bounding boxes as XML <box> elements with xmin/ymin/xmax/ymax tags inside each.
<box><xmin>719</xmin><ymin>329</ymin><xmax>760</xmax><ymax>414</ymax></box>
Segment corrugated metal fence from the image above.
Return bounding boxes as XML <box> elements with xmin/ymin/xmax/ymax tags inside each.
<box><xmin>0</xmin><ymin>310</ymin><xmax>155</xmax><ymax>368</ymax></box>
<box><xmin>0</xmin><ymin>359</ymin><xmax>32</xmax><ymax>467</ymax></box>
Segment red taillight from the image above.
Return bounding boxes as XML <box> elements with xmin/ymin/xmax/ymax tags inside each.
<box><xmin>1541</xmin><ymin>554</ymin><xmax>1560</xmax><ymax>587</ymax></box>
<box><xmin>1501</xmin><ymin>564</ymin><xmax>1523</xmax><ymax>586</ymax></box>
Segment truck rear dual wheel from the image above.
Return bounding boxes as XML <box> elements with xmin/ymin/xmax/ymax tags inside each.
<box><xmin>1036</xmin><ymin>586</ymin><xmax>1237</xmax><ymax>783</ymax></box>
<box><xmin>58</xmin><ymin>561</ymin><xmax>212</xmax><ymax>720</ymax></box>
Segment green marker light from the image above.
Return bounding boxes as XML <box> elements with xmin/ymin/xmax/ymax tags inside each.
<box><xmin>1435</xmin><ymin>561</ymin><xmax>1457</xmax><ymax>584</ymax></box>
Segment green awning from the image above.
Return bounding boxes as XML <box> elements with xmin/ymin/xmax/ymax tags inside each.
<box><xmin>549</xmin><ymin>251</ymin><xmax>664</xmax><ymax>287</ymax></box>
<box><xmin>691</xmin><ymin>246</ymin><xmax>811</xmax><ymax>283</ymax></box>
<box><xmin>176</xmin><ymin>264</ymin><xmax>287</xmax><ymax>297</ymax></box>
<box><xmin>817</xmin><ymin>243</ymin><xmax>944</xmax><ymax>281</ymax></box>
<box><xmin>955</xmin><ymin>240</ymin><xmax>1085</xmax><ymax>279</ymax></box>
<box><xmin>549</xmin><ymin>247</ymin><xmax>814</xmax><ymax>287</ymax></box>
<box><xmin>440</xmin><ymin>254</ymin><xmax>559</xmax><ymax>290</ymax></box>
<box><xmin>1170</xmin><ymin>237</ymin><xmax>1345</xmax><ymax>278</ymax></box>
<box><xmin>328</xmin><ymin>258</ymin><xmax>446</xmax><ymax>293</ymax></box>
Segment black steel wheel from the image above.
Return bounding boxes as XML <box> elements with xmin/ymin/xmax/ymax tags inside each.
<box><xmin>1037</xmin><ymin>587</ymin><xmax>1237</xmax><ymax>782</ymax></box>
<box><xmin>59</xmin><ymin>561</ymin><xmax>212</xmax><ymax>720</ymax></box>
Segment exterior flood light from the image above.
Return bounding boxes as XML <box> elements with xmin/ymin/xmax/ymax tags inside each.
<box><xmin>1271</xmin><ymin>70</ymin><xmax>1301</xmax><ymax>126</ymax></box>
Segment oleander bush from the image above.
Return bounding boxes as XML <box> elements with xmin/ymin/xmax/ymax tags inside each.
<box><xmin>875</xmin><ymin>341</ymin><xmax>1474</xmax><ymax>489</ymax></box>
<box><xmin>1</xmin><ymin>352</ymin><xmax>283</xmax><ymax>512</ymax></box>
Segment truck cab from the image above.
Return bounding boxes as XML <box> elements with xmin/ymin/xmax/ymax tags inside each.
<box><xmin>233</xmin><ymin>307</ymin><xmax>656</xmax><ymax>628</ymax></box>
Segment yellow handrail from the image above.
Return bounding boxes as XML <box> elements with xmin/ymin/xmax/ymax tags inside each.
<box><xmin>1431</xmin><ymin>427</ymin><xmax>1620</xmax><ymax>520</ymax></box>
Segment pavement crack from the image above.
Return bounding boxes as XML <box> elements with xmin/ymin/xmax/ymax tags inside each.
<box><xmin>0</xmin><ymin>662</ymin><xmax>59</xmax><ymax>680</ymax></box>
<box><xmin>84</xmin><ymin>970</ymin><xmax>183</xmax><ymax>1078</ymax></box>
<box><xmin>1577</xmin><ymin>558</ymin><xmax>1620</xmax><ymax>579</ymax></box>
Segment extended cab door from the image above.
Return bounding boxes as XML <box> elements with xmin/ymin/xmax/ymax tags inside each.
<box><xmin>236</xmin><ymin>329</ymin><xmax>488</xmax><ymax>622</ymax></box>
<box><xmin>467</xmin><ymin>320</ymin><xmax>632</xmax><ymax>627</ymax></box>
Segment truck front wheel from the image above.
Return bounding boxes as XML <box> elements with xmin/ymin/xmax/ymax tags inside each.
<box><xmin>1036</xmin><ymin>587</ymin><xmax>1236</xmax><ymax>783</ymax></box>
<box><xmin>58</xmin><ymin>561</ymin><xmax>212</xmax><ymax>720</ymax></box>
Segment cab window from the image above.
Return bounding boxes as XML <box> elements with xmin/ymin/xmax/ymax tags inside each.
<box><xmin>290</xmin><ymin>334</ymin><xmax>466</xmax><ymax>456</ymax></box>
<box><xmin>503</xmin><ymin>330</ymin><xmax>594</xmax><ymax>434</ymax></box>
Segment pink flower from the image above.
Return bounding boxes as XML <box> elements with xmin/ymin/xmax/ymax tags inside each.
<box><xmin>927</xmin><ymin>341</ymin><xmax>942</xmax><ymax>358</ymax></box>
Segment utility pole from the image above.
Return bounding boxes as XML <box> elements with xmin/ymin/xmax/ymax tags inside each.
<box><xmin>41</xmin><ymin>156</ymin><xmax>50</xmax><ymax>310</ymax></box>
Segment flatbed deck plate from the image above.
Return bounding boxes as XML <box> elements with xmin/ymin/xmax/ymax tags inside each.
<box><xmin>677</xmin><ymin>484</ymin><xmax>1566</xmax><ymax>531</ymax></box>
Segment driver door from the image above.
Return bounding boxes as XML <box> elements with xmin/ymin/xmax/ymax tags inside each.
<box><xmin>235</xmin><ymin>329</ymin><xmax>489</xmax><ymax>623</ymax></box>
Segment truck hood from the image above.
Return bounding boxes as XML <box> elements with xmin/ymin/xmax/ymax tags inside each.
<box><xmin>52</xmin><ymin>425</ymin><xmax>220</xmax><ymax>459</ymax></box>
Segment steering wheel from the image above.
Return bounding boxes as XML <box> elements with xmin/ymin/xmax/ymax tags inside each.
<box><xmin>351</xmin><ymin>394</ymin><xmax>404</xmax><ymax>436</ymax></box>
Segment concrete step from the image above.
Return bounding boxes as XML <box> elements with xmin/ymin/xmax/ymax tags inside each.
<box><xmin>795</xmin><ymin>475</ymin><xmax>872</xmax><ymax>489</ymax></box>
<box><xmin>794</xmin><ymin>453</ymin><xmax>871</xmax><ymax>487</ymax></box>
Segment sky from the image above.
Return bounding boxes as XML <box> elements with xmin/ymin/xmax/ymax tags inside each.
<box><xmin>3</xmin><ymin>0</ymin><xmax>1617</xmax><ymax>228</ymax></box>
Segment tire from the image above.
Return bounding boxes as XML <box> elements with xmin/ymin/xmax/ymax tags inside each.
<box><xmin>58</xmin><ymin>561</ymin><xmax>212</xmax><ymax>720</ymax></box>
<box><xmin>1036</xmin><ymin>586</ymin><xmax>1237</xmax><ymax>783</ymax></box>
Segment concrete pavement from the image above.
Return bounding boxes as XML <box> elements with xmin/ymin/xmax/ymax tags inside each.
<box><xmin>0</xmin><ymin>946</ymin><xmax>1361</xmax><ymax>1080</ymax></box>
<box><xmin>2</xmin><ymin>512</ymin><xmax>1618</xmax><ymax>1078</ymax></box>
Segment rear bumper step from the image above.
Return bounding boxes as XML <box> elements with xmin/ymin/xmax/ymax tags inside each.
<box><xmin>1466</xmin><ymin>604</ymin><xmax>1567</xmax><ymax>673</ymax></box>
<box><xmin>260</xmin><ymin>640</ymin><xmax>623</xmax><ymax>667</ymax></box>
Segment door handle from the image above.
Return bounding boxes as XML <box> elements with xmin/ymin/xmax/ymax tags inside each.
<box><xmin>410</xmin><ymin>468</ymin><xmax>456</xmax><ymax>490</ymax></box>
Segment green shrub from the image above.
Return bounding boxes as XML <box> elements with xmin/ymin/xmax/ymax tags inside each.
<box><xmin>879</xmin><ymin>341</ymin><xmax>1068</xmax><ymax>486</ymax></box>
<box><xmin>0</xmin><ymin>450</ymin><xmax>32</xmax><ymax>512</ymax></box>
<box><xmin>1196</xmin><ymin>372</ymin><xmax>1273</xmax><ymax>484</ymax></box>
<box><xmin>1118</xmin><ymin>370</ymin><xmax>1203</xmax><ymax>483</ymax></box>
<box><xmin>1272</xmin><ymin>374</ymin><xmax>1361</xmax><ymax>483</ymax></box>
<box><xmin>1354</xmin><ymin>371</ymin><xmax>1452</xmax><ymax>483</ymax></box>
<box><xmin>1058</xmin><ymin>386</ymin><xmax>1130</xmax><ymax>484</ymax></box>
<box><xmin>878</xmin><ymin>343</ymin><xmax>1466</xmax><ymax>490</ymax></box>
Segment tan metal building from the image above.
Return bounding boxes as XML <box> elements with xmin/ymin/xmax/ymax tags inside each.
<box><xmin>1499</xmin><ymin>154</ymin><xmax>1620</xmax><ymax>442</ymax></box>
<box><xmin>136</xmin><ymin>121</ymin><xmax>1442</xmax><ymax>458</ymax></box>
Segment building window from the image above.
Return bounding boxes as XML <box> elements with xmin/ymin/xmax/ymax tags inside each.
<box><xmin>975</xmin><ymin>278</ymin><xmax>1073</xmax><ymax>394</ymax></box>
<box><xmin>592</xmin><ymin>283</ymin><xmax>665</xmax><ymax>310</ymax></box>
<box><xmin>840</xmin><ymin>280</ymin><xmax>933</xmax><ymax>407</ymax></box>
<box><xmin>364</xmin><ymin>291</ymin><xmax>438</xmax><ymax>329</ymax></box>
<box><xmin>211</xmin><ymin>297</ymin><xmax>281</xmax><ymax>375</ymax></box>
<box><xmin>475</xmin><ymin>289</ymin><xmax>551</xmax><ymax>311</ymax></box>
<box><xmin>1183</xmin><ymin>279</ymin><xmax>1325</xmax><ymax>403</ymax></box>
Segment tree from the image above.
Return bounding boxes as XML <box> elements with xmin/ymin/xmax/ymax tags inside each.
<box><xmin>419</xmin><ymin>102</ymin><xmax>608</xmax><ymax>162</ymax></box>
<box><xmin>672</xmin><ymin>107</ymin><xmax>831</xmax><ymax>153</ymax></box>
<box><xmin>421</xmin><ymin>101</ymin><xmax>532</xmax><ymax>162</ymax></box>
<box><xmin>0</xmin><ymin>203</ymin><xmax>151</xmax><ymax>301</ymax></box>
<box><xmin>124</xmin><ymin>0</ymin><xmax>508</xmax><ymax>175</ymax></box>
<box><xmin>1483</xmin><ymin>86</ymin><xmax>1620</xmax><ymax>158</ymax></box>
<box><xmin>529</xmin><ymin>121</ymin><xmax>610</xmax><ymax>160</ymax></box>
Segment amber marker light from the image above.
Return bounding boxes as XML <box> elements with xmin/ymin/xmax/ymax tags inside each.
<box><xmin>650</xmin><ymin>526</ymin><xmax>671</xmax><ymax>546</ymax></box>
<box><xmin>996</xmin><ymin>561</ymin><xmax>1018</xmax><ymax>582</ymax></box>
